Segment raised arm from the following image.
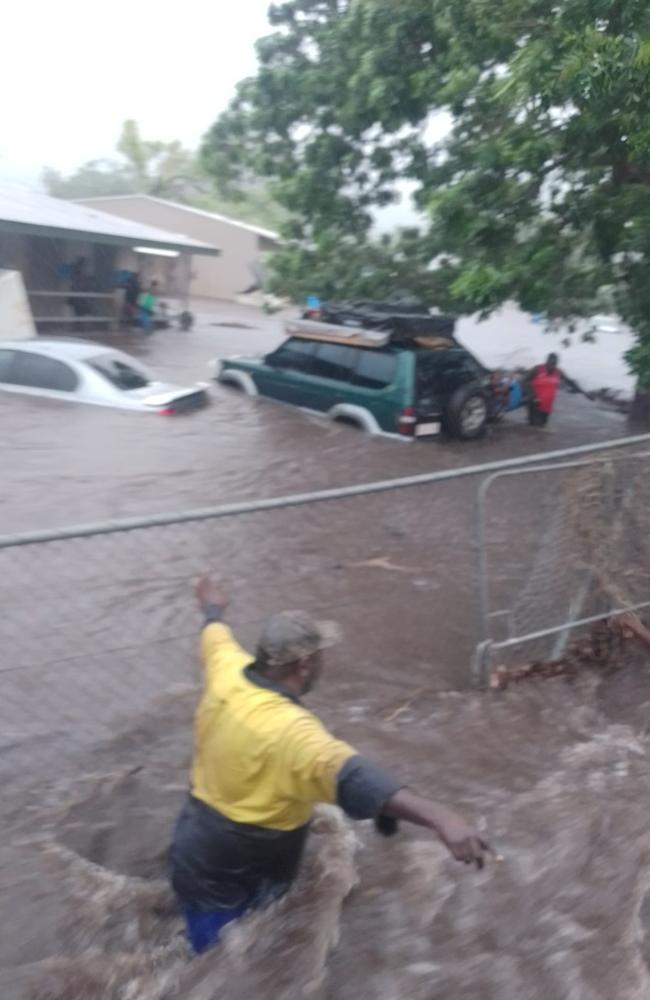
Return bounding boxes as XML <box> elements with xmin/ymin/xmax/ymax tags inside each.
<box><xmin>195</xmin><ymin>576</ymin><xmax>229</xmax><ymax>624</ymax></box>
<box><xmin>195</xmin><ymin>576</ymin><xmax>253</xmax><ymax>688</ymax></box>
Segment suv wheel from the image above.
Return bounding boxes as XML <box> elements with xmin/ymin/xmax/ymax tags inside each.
<box><xmin>446</xmin><ymin>385</ymin><xmax>489</xmax><ymax>440</ymax></box>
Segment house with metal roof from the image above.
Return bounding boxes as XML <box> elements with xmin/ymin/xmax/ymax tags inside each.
<box><xmin>0</xmin><ymin>183</ymin><xmax>219</xmax><ymax>330</ymax></box>
<box><xmin>79</xmin><ymin>195</ymin><xmax>281</xmax><ymax>302</ymax></box>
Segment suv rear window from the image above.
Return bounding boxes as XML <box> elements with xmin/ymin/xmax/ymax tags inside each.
<box><xmin>89</xmin><ymin>355</ymin><xmax>151</xmax><ymax>390</ymax></box>
<box><xmin>417</xmin><ymin>348</ymin><xmax>484</xmax><ymax>383</ymax></box>
<box><xmin>350</xmin><ymin>350</ymin><xmax>397</xmax><ymax>389</ymax></box>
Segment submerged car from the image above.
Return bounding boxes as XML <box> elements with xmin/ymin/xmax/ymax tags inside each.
<box><xmin>217</xmin><ymin>305</ymin><xmax>499</xmax><ymax>440</ymax></box>
<box><xmin>0</xmin><ymin>339</ymin><xmax>208</xmax><ymax>414</ymax></box>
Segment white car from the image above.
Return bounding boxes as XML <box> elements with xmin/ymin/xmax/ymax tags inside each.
<box><xmin>0</xmin><ymin>339</ymin><xmax>208</xmax><ymax>414</ymax></box>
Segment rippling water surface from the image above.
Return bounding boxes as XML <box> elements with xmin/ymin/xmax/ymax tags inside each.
<box><xmin>1</xmin><ymin>304</ymin><xmax>647</xmax><ymax>999</ymax></box>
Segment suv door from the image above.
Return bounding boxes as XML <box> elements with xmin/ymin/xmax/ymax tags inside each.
<box><xmin>348</xmin><ymin>348</ymin><xmax>404</xmax><ymax>432</ymax></box>
<box><xmin>293</xmin><ymin>343</ymin><xmax>403</xmax><ymax>429</ymax></box>
<box><xmin>257</xmin><ymin>339</ymin><xmax>319</xmax><ymax>404</ymax></box>
<box><xmin>417</xmin><ymin>348</ymin><xmax>489</xmax><ymax>438</ymax></box>
<box><xmin>306</xmin><ymin>342</ymin><xmax>359</xmax><ymax>411</ymax></box>
<box><xmin>417</xmin><ymin>349</ymin><xmax>485</xmax><ymax>405</ymax></box>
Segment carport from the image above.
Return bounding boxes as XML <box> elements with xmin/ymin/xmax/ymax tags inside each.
<box><xmin>0</xmin><ymin>184</ymin><xmax>220</xmax><ymax>331</ymax></box>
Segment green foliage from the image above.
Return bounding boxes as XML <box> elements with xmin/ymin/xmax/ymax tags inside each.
<box><xmin>42</xmin><ymin>162</ymin><xmax>133</xmax><ymax>199</ymax></box>
<box><xmin>43</xmin><ymin>120</ymin><xmax>284</xmax><ymax>231</ymax></box>
<box><xmin>204</xmin><ymin>0</ymin><xmax>650</xmax><ymax>385</ymax></box>
<box><xmin>45</xmin><ymin>120</ymin><xmax>205</xmax><ymax>201</ymax></box>
<box><xmin>268</xmin><ymin>226</ymin><xmax>436</xmax><ymax>302</ymax></box>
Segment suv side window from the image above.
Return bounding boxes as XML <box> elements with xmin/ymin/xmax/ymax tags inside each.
<box><xmin>311</xmin><ymin>343</ymin><xmax>359</xmax><ymax>382</ymax></box>
<box><xmin>267</xmin><ymin>339</ymin><xmax>318</xmax><ymax>373</ymax></box>
<box><xmin>6</xmin><ymin>352</ymin><xmax>79</xmax><ymax>392</ymax></box>
<box><xmin>350</xmin><ymin>350</ymin><xmax>397</xmax><ymax>390</ymax></box>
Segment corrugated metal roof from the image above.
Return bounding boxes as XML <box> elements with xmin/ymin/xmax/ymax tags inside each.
<box><xmin>81</xmin><ymin>194</ymin><xmax>280</xmax><ymax>241</ymax></box>
<box><xmin>0</xmin><ymin>183</ymin><xmax>220</xmax><ymax>255</ymax></box>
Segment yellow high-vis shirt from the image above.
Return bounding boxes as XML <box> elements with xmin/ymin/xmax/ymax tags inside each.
<box><xmin>191</xmin><ymin>623</ymin><xmax>356</xmax><ymax>831</ymax></box>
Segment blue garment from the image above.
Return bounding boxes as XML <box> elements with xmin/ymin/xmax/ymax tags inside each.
<box><xmin>507</xmin><ymin>381</ymin><xmax>524</xmax><ymax>411</ymax></box>
<box><xmin>183</xmin><ymin>904</ymin><xmax>247</xmax><ymax>954</ymax></box>
<box><xmin>139</xmin><ymin>307</ymin><xmax>154</xmax><ymax>331</ymax></box>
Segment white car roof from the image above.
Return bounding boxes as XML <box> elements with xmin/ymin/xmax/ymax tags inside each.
<box><xmin>0</xmin><ymin>339</ymin><xmax>124</xmax><ymax>362</ymax></box>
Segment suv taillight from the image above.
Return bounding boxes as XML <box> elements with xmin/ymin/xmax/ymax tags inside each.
<box><xmin>397</xmin><ymin>406</ymin><xmax>417</xmax><ymax>436</ymax></box>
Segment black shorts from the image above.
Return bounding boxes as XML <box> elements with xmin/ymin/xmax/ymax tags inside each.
<box><xmin>170</xmin><ymin>794</ymin><xmax>309</xmax><ymax>912</ymax></box>
<box><xmin>528</xmin><ymin>401</ymin><xmax>550</xmax><ymax>427</ymax></box>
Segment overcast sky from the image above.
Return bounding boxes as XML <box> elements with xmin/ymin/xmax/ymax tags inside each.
<box><xmin>1</xmin><ymin>0</ymin><xmax>274</xmax><ymax>186</ymax></box>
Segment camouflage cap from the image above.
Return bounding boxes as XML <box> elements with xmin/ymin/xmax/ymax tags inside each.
<box><xmin>257</xmin><ymin>610</ymin><xmax>341</xmax><ymax>668</ymax></box>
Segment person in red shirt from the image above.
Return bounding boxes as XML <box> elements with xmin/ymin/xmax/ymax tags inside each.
<box><xmin>525</xmin><ymin>353</ymin><xmax>591</xmax><ymax>427</ymax></box>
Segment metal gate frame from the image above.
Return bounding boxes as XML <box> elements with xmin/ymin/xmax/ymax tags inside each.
<box><xmin>472</xmin><ymin>449</ymin><xmax>650</xmax><ymax>686</ymax></box>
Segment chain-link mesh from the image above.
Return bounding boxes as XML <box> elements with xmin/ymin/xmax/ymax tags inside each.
<box><xmin>479</xmin><ymin>449</ymin><xmax>650</xmax><ymax>671</ymax></box>
<box><xmin>2</xmin><ymin>444</ymin><xmax>650</xmax><ymax>996</ymax></box>
<box><xmin>0</xmin><ymin>478</ymin><xmax>484</xmax><ymax>789</ymax></box>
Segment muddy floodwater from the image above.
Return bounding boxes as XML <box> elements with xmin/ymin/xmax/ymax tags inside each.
<box><xmin>2</xmin><ymin>303</ymin><xmax>650</xmax><ymax>1000</ymax></box>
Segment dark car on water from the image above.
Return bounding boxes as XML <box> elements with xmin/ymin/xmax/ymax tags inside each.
<box><xmin>217</xmin><ymin>302</ymin><xmax>503</xmax><ymax>441</ymax></box>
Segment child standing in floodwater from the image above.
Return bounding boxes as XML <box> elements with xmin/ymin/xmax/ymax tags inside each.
<box><xmin>138</xmin><ymin>280</ymin><xmax>158</xmax><ymax>332</ymax></box>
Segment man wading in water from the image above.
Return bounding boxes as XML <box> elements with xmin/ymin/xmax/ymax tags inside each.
<box><xmin>524</xmin><ymin>352</ymin><xmax>592</xmax><ymax>427</ymax></box>
<box><xmin>170</xmin><ymin>577</ymin><xmax>490</xmax><ymax>954</ymax></box>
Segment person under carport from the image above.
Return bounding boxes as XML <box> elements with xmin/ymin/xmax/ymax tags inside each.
<box><xmin>137</xmin><ymin>280</ymin><xmax>158</xmax><ymax>331</ymax></box>
<box><xmin>170</xmin><ymin>576</ymin><xmax>490</xmax><ymax>954</ymax></box>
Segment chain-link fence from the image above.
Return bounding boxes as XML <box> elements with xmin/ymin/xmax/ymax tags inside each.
<box><xmin>472</xmin><ymin>447</ymin><xmax>650</xmax><ymax>684</ymax></box>
<box><xmin>1</xmin><ymin>433</ymin><xmax>650</xmax><ymax>791</ymax></box>
<box><xmin>1</xmin><ymin>432</ymin><xmax>650</xmax><ymax>999</ymax></box>
<box><xmin>0</xmin><ymin>477</ymin><xmax>481</xmax><ymax>788</ymax></box>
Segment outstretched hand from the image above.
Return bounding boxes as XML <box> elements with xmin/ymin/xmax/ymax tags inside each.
<box><xmin>433</xmin><ymin>805</ymin><xmax>491</xmax><ymax>869</ymax></box>
<box><xmin>384</xmin><ymin>789</ymin><xmax>493</xmax><ymax>870</ymax></box>
<box><xmin>195</xmin><ymin>576</ymin><xmax>229</xmax><ymax>613</ymax></box>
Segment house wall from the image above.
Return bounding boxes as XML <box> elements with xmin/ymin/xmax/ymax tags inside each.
<box><xmin>80</xmin><ymin>197</ymin><xmax>273</xmax><ymax>301</ymax></box>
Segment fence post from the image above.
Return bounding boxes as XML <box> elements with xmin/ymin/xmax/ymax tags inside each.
<box><xmin>476</xmin><ymin>475</ymin><xmax>493</xmax><ymax>644</ymax></box>
<box><xmin>472</xmin><ymin>640</ymin><xmax>493</xmax><ymax>687</ymax></box>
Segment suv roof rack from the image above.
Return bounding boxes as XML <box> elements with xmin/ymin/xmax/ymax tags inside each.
<box><xmin>287</xmin><ymin>317</ymin><xmax>390</xmax><ymax>349</ymax></box>
<box><xmin>289</xmin><ymin>301</ymin><xmax>457</xmax><ymax>350</ymax></box>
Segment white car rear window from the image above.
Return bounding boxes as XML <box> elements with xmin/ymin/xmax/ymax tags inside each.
<box><xmin>89</xmin><ymin>355</ymin><xmax>151</xmax><ymax>391</ymax></box>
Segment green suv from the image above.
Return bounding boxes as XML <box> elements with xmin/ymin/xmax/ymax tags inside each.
<box><xmin>217</xmin><ymin>311</ymin><xmax>497</xmax><ymax>441</ymax></box>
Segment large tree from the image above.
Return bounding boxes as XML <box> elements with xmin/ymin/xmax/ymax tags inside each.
<box><xmin>44</xmin><ymin>120</ymin><xmax>205</xmax><ymax>201</ymax></box>
<box><xmin>203</xmin><ymin>0</ymin><xmax>650</xmax><ymax>388</ymax></box>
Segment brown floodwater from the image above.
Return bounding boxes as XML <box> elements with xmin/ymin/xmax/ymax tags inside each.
<box><xmin>1</xmin><ymin>303</ymin><xmax>649</xmax><ymax>1000</ymax></box>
